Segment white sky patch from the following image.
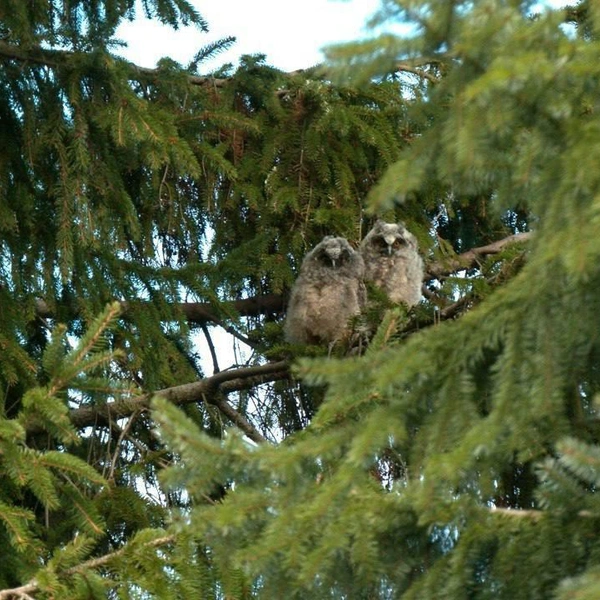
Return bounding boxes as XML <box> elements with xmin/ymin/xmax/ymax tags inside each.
<box><xmin>114</xmin><ymin>1</ymin><xmax>570</xmax><ymax>73</ymax></box>
<box><xmin>115</xmin><ymin>0</ymin><xmax>381</xmax><ymax>71</ymax></box>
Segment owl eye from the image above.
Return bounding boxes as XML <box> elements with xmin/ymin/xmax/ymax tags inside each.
<box><xmin>393</xmin><ymin>238</ymin><xmax>407</xmax><ymax>249</ymax></box>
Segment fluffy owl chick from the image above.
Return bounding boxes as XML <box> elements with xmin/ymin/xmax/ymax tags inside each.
<box><xmin>284</xmin><ymin>236</ymin><xmax>366</xmax><ymax>345</ymax></box>
<box><xmin>360</xmin><ymin>220</ymin><xmax>424</xmax><ymax>307</ymax></box>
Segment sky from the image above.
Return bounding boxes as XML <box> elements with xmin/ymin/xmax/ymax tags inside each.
<box><xmin>114</xmin><ymin>1</ymin><xmax>567</xmax><ymax>73</ymax></box>
<box><xmin>115</xmin><ymin>0</ymin><xmax>382</xmax><ymax>72</ymax></box>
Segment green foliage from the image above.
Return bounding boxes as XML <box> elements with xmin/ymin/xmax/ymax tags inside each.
<box><xmin>4</xmin><ymin>0</ymin><xmax>600</xmax><ymax>598</ymax></box>
<box><xmin>0</xmin><ymin>0</ymin><xmax>205</xmax><ymax>48</ymax></box>
<box><xmin>151</xmin><ymin>1</ymin><xmax>600</xmax><ymax>599</ymax></box>
<box><xmin>155</xmin><ymin>395</ymin><xmax>421</xmax><ymax>598</ymax></box>
<box><xmin>0</xmin><ymin>0</ymin><xmax>415</xmax><ymax>594</ymax></box>
<box><xmin>0</xmin><ymin>304</ymin><xmax>126</xmax><ymax>588</ymax></box>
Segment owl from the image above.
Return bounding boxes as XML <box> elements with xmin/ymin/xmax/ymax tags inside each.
<box><xmin>284</xmin><ymin>236</ymin><xmax>366</xmax><ymax>346</ymax></box>
<box><xmin>360</xmin><ymin>220</ymin><xmax>424</xmax><ymax>307</ymax></box>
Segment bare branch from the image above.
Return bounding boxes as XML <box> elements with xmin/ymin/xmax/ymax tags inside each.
<box><xmin>426</xmin><ymin>231</ymin><xmax>533</xmax><ymax>280</ymax></box>
<box><xmin>397</xmin><ymin>65</ymin><xmax>439</xmax><ymax>83</ymax></box>
<box><xmin>35</xmin><ymin>293</ymin><xmax>285</xmax><ymax>325</ymax></box>
<box><xmin>201</xmin><ymin>323</ymin><xmax>221</xmax><ymax>374</ymax></box>
<box><xmin>209</xmin><ymin>393</ymin><xmax>269</xmax><ymax>444</ymax></box>
<box><xmin>489</xmin><ymin>506</ymin><xmax>593</xmax><ymax>519</ymax></box>
<box><xmin>179</xmin><ymin>294</ymin><xmax>285</xmax><ymax>322</ymax></box>
<box><xmin>25</xmin><ymin>361</ymin><xmax>290</xmax><ymax>442</ymax></box>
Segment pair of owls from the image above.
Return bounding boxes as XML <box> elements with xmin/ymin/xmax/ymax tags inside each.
<box><xmin>284</xmin><ymin>220</ymin><xmax>424</xmax><ymax>345</ymax></box>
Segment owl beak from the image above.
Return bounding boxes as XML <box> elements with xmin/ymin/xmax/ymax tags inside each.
<box><xmin>327</xmin><ymin>248</ymin><xmax>341</xmax><ymax>267</ymax></box>
<box><xmin>383</xmin><ymin>235</ymin><xmax>396</xmax><ymax>253</ymax></box>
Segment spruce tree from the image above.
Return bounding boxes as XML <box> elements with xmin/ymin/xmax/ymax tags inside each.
<box><xmin>2</xmin><ymin>0</ymin><xmax>599</xmax><ymax>599</ymax></box>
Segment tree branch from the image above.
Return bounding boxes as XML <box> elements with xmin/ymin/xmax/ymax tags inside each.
<box><xmin>0</xmin><ymin>535</ymin><xmax>176</xmax><ymax>600</ymax></box>
<box><xmin>34</xmin><ymin>233</ymin><xmax>531</xmax><ymax>325</ymax></box>
<box><xmin>0</xmin><ymin>40</ymin><xmax>311</xmax><ymax>90</ymax></box>
<box><xmin>37</xmin><ymin>225</ymin><xmax>528</xmax><ymax>436</ymax></box>
<box><xmin>404</xmin><ymin>232</ymin><xmax>533</xmax><ymax>331</ymax></box>
<box><xmin>0</xmin><ymin>40</ymin><xmax>64</xmax><ymax>67</ymax></box>
<box><xmin>0</xmin><ymin>40</ymin><xmax>443</xmax><ymax>88</ymax></box>
<box><xmin>35</xmin><ymin>293</ymin><xmax>285</xmax><ymax>324</ymax></box>
<box><xmin>489</xmin><ymin>506</ymin><xmax>593</xmax><ymax>519</ymax></box>
<box><xmin>26</xmin><ymin>361</ymin><xmax>290</xmax><ymax>443</ymax></box>
<box><xmin>396</xmin><ymin>63</ymin><xmax>440</xmax><ymax>83</ymax></box>
<box><xmin>210</xmin><ymin>393</ymin><xmax>269</xmax><ymax>444</ymax></box>
<box><xmin>201</xmin><ymin>323</ymin><xmax>221</xmax><ymax>373</ymax></box>
<box><xmin>426</xmin><ymin>231</ymin><xmax>533</xmax><ymax>280</ymax></box>
<box><xmin>395</xmin><ymin>56</ymin><xmax>447</xmax><ymax>83</ymax></box>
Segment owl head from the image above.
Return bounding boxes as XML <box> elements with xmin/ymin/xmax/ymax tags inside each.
<box><xmin>364</xmin><ymin>220</ymin><xmax>417</xmax><ymax>256</ymax></box>
<box><xmin>310</xmin><ymin>236</ymin><xmax>356</xmax><ymax>269</ymax></box>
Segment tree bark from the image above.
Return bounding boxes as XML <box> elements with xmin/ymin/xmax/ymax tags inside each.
<box><xmin>27</xmin><ymin>361</ymin><xmax>290</xmax><ymax>443</ymax></box>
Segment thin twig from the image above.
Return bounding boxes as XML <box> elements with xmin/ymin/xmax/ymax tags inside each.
<box><xmin>215</xmin><ymin>320</ymin><xmax>257</xmax><ymax>349</ymax></box>
<box><xmin>0</xmin><ymin>535</ymin><xmax>175</xmax><ymax>600</ymax></box>
<box><xmin>107</xmin><ymin>409</ymin><xmax>142</xmax><ymax>481</ymax></box>
<box><xmin>200</xmin><ymin>323</ymin><xmax>220</xmax><ymax>373</ymax></box>
<box><xmin>209</xmin><ymin>392</ymin><xmax>268</xmax><ymax>444</ymax></box>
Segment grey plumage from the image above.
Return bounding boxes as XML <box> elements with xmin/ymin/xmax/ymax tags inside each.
<box><xmin>284</xmin><ymin>236</ymin><xmax>366</xmax><ymax>345</ymax></box>
<box><xmin>360</xmin><ymin>220</ymin><xmax>424</xmax><ymax>307</ymax></box>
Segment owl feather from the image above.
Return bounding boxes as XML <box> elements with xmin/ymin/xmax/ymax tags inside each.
<box><xmin>360</xmin><ymin>220</ymin><xmax>424</xmax><ymax>307</ymax></box>
<box><xmin>284</xmin><ymin>236</ymin><xmax>366</xmax><ymax>345</ymax></box>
